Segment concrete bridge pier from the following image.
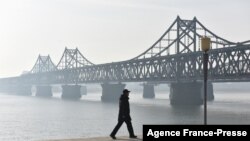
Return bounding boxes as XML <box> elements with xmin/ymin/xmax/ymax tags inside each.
<box><xmin>81</xmin><ymin>85</ymin><xmax>87</xmax><ymax>95</ymax></box>
<box><xmin>16</xmin><ymin>85</ymin><xmax>32</xmax><ymax>95</ymax></box>
<box><xmin>143</xmin><ymin>84</ymin><xmax>155</xmax><ymax>98</ymax></box>
<box><xmin>169</xmin><ymin>82</ymin><xmax>203</xmax><ymax>105</ymax></box>
<box><xmin>61</xmin><ymin>85</ymin><xmax>81</xmax><ymax>100</ymax></box>
<box><xmin>101</xmin><ymin>83</ymin><xmax>126</xmax><ymax>102</ymax></box>
<box><xmin>36</xmin><ymin>85</ymin><xmax>53</xmax><ymax>97</ymax></box>
<box><xmin>202</xmin><ymin>82</ymin><xmax>214</xmax><ymax>101</ymax></box>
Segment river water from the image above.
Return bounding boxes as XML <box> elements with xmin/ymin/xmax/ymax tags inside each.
<box><xmin>0</xmin><ymin>83</ymin><xmax>250</xmax><ymax>141</ymax></box>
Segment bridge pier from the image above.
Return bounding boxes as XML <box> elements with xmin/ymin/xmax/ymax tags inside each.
<box><xmin>81</xmin><ymin>85</ymin><xmax>87</xmax><ymax>95</ymax></box>
<box><xmin>169</xmin><ymin>82</ymin><xmax>203</xmax><ymax>105</ymax></box>
<box><xmin>101</xmin><ymin>83</ymin><xmax>126</xmax><ymax>102</ymax></box>
<box><xmin>16</xmin><ymin>85</ymin><xmax>32</xmax><ymax>95</ymax></box>
<box><xmin>143</xmin><ymin>84</ymin><xmax>155</xmax><ymax>98</ymax></box>
<box><xmin>36</xmin><ymin>85</ymin><xmax>53</xmax><ymax>97</ymax></box>
<box><xmin>202</xmin><ymin>82</ymin><xmax>214</xmax><ymax>101</ymax></box>
<box><xmin>61</xmin><ymin>85</ymin><xmax>81</xmax><ymax>100</ymax></box>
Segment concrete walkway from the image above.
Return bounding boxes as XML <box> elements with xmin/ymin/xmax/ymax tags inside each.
<box><xmin>46</xmin><ymin>136</ymin><xmax>142</xmax><ymax>141</ymax></box>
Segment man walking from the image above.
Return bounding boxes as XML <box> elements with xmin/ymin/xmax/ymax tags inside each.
<box><xmin>110</xmin><ymin>89</ymin><xmax>137</xmax><ymax>139</ymax></box>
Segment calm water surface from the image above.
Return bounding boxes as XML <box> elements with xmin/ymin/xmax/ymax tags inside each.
<box><xmin>0</xmin><ymin>88</ymin><xmax>250</xmax><ymax>141</ymax></box>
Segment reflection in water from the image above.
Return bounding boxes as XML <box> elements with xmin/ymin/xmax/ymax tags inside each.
<box><xmin>170</xmin><ymin>105</ymin><xmax>203</xmax><ymax>124</ymax></box>
<box><xmin>170</xmin><ymin>105</ymin><xmax>201</xmax><ymax>116</ymax></box>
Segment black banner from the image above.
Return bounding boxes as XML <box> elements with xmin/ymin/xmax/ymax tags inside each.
<box><xmin>143</xmin><ymin>125</ymin><xmax>250</xmax><ymax>140</ymax></box>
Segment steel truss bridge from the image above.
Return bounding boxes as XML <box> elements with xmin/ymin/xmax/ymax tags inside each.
<box><xmin>0</xmin><ymin>16</ymin><xmax>250</xmax><ymax>86</ymax></box>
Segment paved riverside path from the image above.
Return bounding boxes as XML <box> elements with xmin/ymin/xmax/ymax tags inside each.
<box><xmin>45</xmin><ymin>136</ymin><xmax>142</xmax><ymax>141</ymax></box>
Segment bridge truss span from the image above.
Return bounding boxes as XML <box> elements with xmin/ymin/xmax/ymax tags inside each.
<box><xmin>57</xmin><ymin>47</ymin><xmax>94</xmax><ymax>70</ymax></box>
<box><xmin>130</xmin><ymin>16</ymin><xmax>247</xmax><ymax>60</ymax></box>
<box><xmin>30</xmin><ymin>55</ymin><xmax>57</xmax><ymax>73</ymax></box>
<box><xmin>1</xmin><ymin>16</ymin><xmax>250</xmax><ymax>85</ymax></box>
<box><xmin>30</xmin><ymin>44</ymin><xmax>250</xmax><ymax>84</ymax></box>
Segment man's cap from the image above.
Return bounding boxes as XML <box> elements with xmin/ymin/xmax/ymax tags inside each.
<box><xmin>123</xmin><ymin>89</ymin><xmax>130</xmax><ymax>93</ymax></box>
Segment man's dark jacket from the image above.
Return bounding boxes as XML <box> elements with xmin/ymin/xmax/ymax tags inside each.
<box><xmin>118</xmin><ymin>94</ymin><xmax>131</xmax><ymax>121</ymax></box>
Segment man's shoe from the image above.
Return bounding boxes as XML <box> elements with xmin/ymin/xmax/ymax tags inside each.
<box><xmin>130</xmin><ymin>135</ymin><xmax>137</xmax><ymax>138</ymax></box>
<box><xmin>110</xmin><ymin>135</ymin><xmax>116</xmax><ymax>140</ymax></box>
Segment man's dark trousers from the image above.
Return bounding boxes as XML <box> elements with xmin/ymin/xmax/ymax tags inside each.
<box><xmin>110</xmin><ymin>119</ymin><xmax>134</xmax><ymax>136</ymax></box>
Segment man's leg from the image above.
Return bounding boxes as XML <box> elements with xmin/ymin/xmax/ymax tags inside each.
<box><xmin>125</xmin><ymin>120</ymin><xmax>136</xmax><ymax>137</ymax></box>
<box><xmin>110</xmin><ymin>120</ymin><xmax>124</xmax><ymax>137</ymax></box>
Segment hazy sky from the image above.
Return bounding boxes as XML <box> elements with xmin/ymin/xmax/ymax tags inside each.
<box><xmin>0</xmin><ymin>0</ymin><xmax>249</xmax><ymax>77</ymax></box>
